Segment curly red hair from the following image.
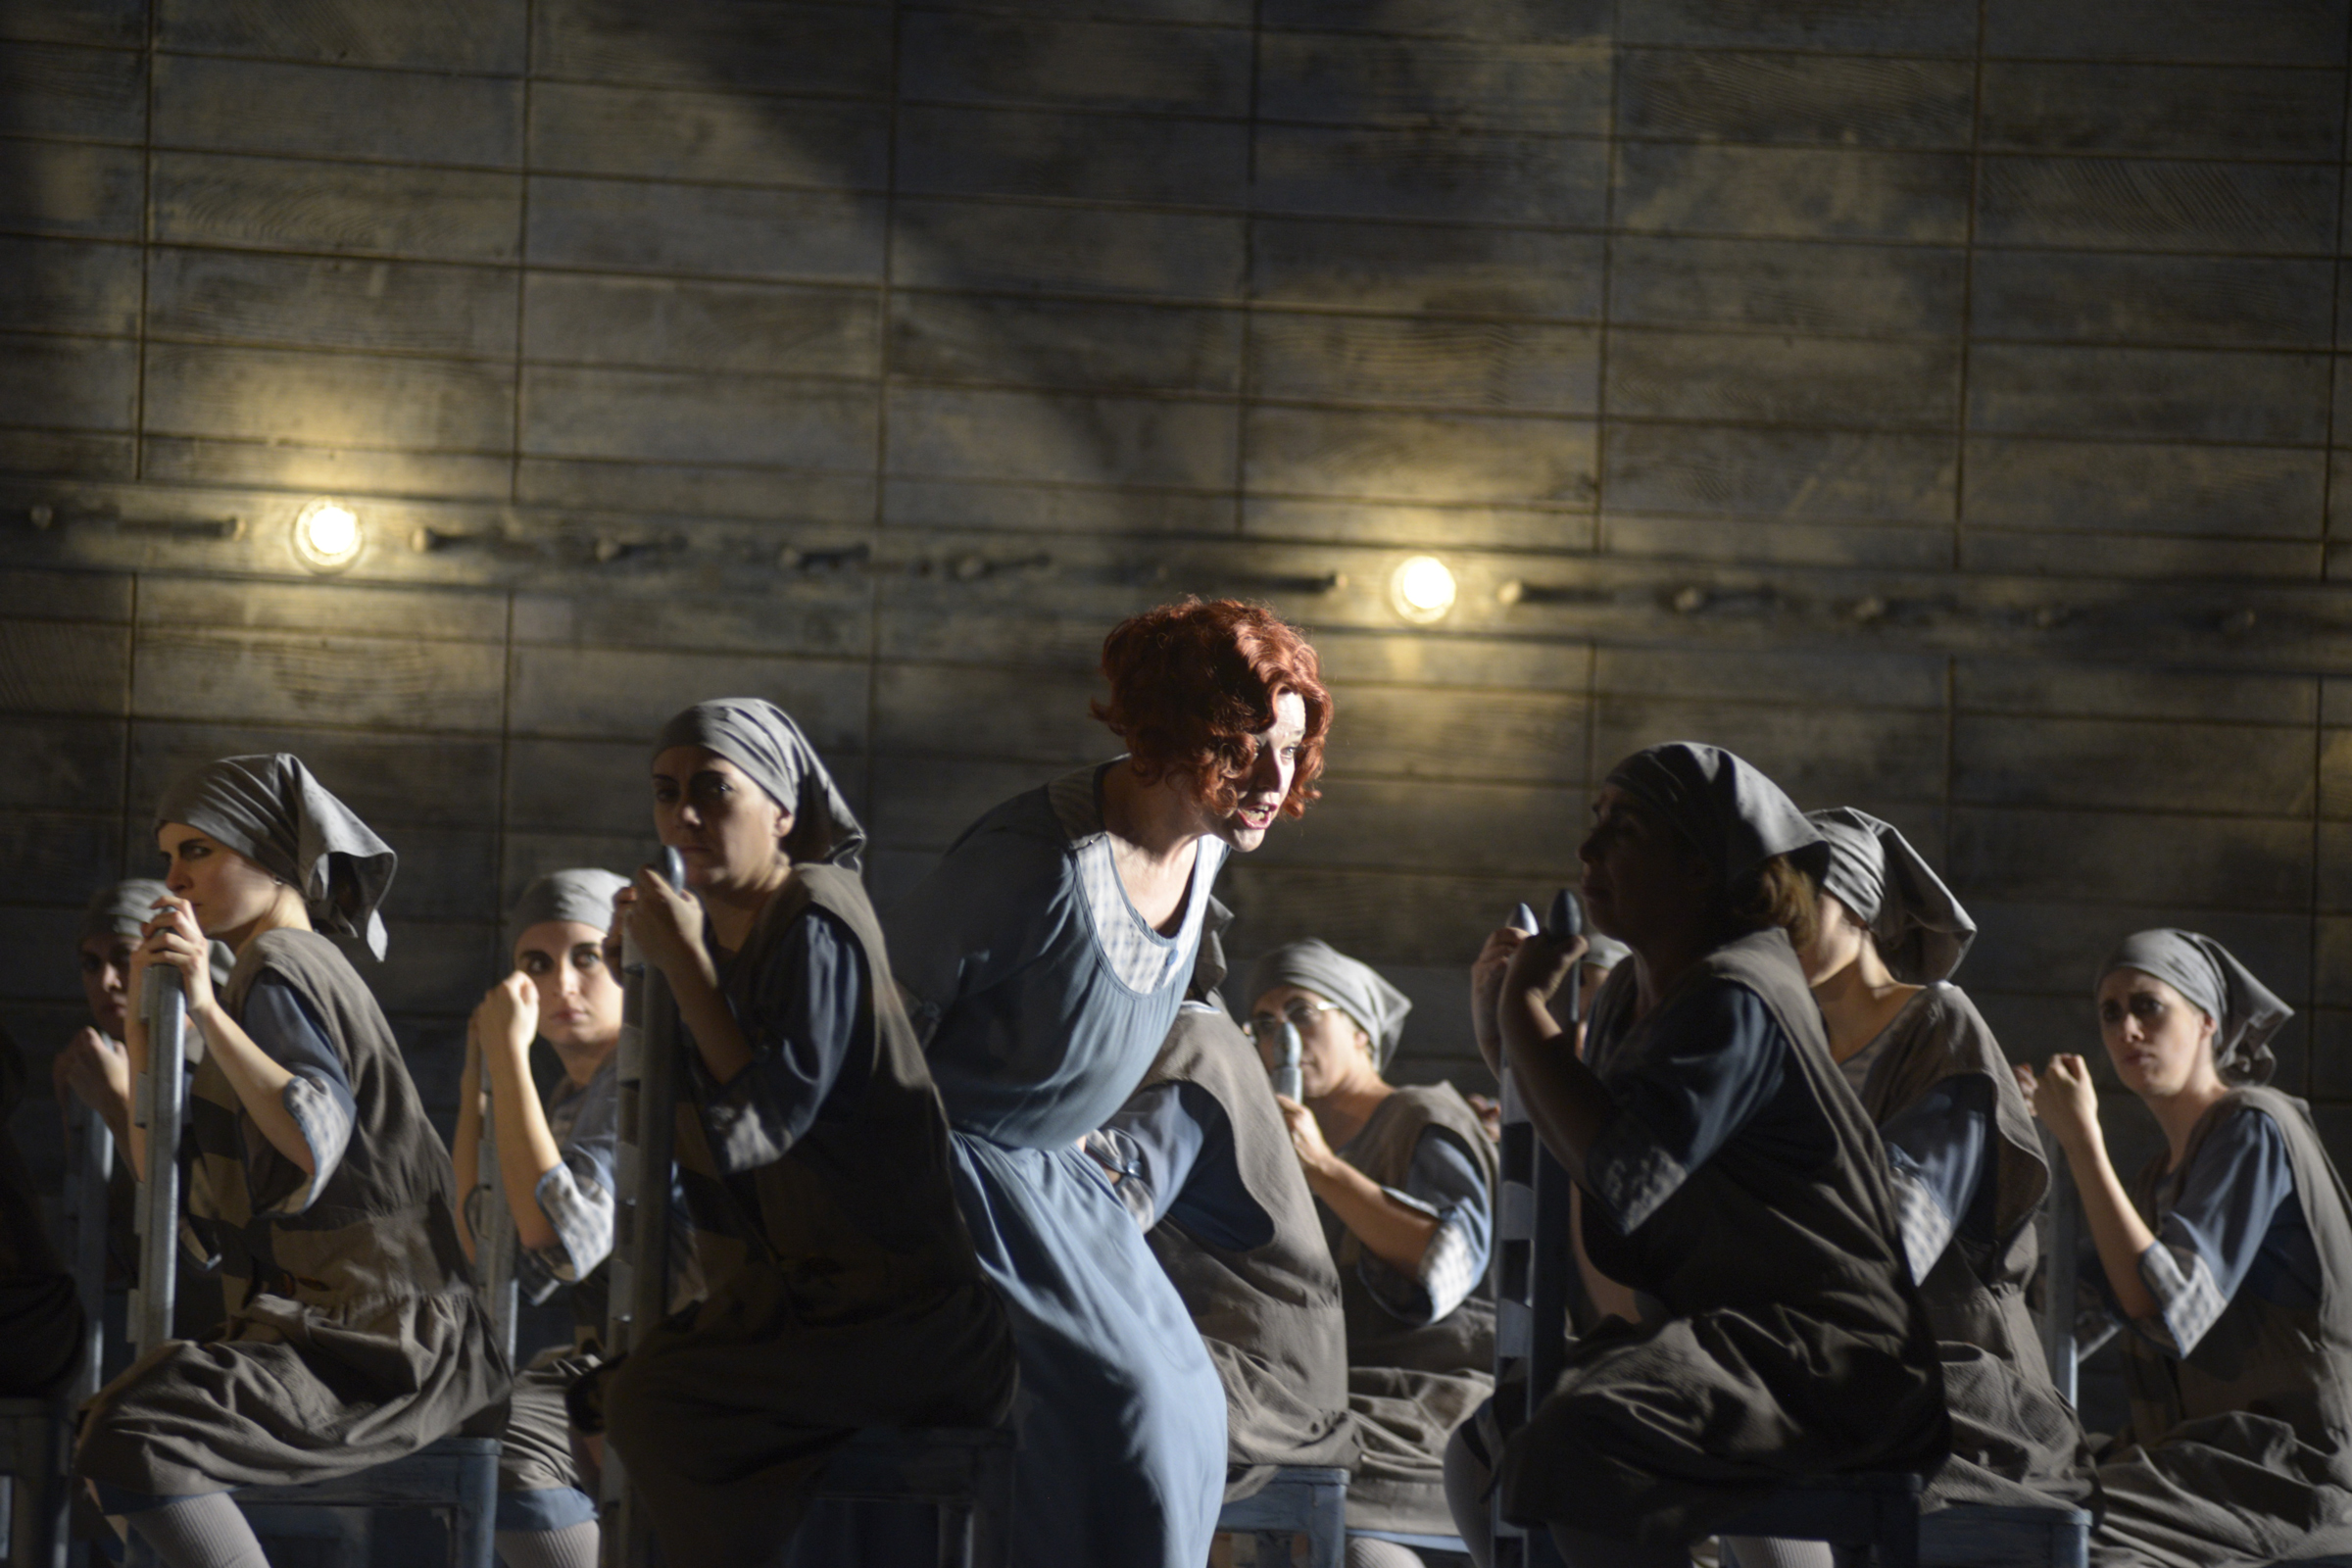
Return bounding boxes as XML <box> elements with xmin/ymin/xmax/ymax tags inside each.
<box><xmin>1091</xmin><ymin>598</ymin><xmax>1331</xmax><ymax>818</ymax></box>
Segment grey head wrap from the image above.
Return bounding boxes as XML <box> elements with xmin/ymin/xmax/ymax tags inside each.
<box><xmin>1580</xmin><ymin>933</ymin><xmax>1631</xmax><ymax>974</ymax></box>
<box><xmin>654</xmin><ymin>699</ymin><xmax>865</xmax><ymax>870</ymax></box>
<box><xmin>1806</xmin><ymin>808</ymin><xmax>1976</xmax><ymax>984</ymax></box>
<box><xmin>507</xmin><ymin>868</ymin><xmax>630</xmax><ymax>955</ymax></box>
<box><xmin>2099</xmin><ymin>928</ymin><xmax>2292</xmax><ymax>1088</ymax></box>
<box><xmin>1247</xmin><ymin>939</ymin><xmax>1412</xmax><ymax>1069</ymax></box>
<box><xmin>79</xmin><ymin>879</ymin><xmax>234</xmax><ymax>990</ymax></box>
<box><xmin>153</xmin><ymin>755</ymin><xmax>397</xmax><ymax>959</ymax></box>
<box><xmin>1603</xmin><ymin>741</ymin><xmax>1829</xmax><ymax>888</ymax></box>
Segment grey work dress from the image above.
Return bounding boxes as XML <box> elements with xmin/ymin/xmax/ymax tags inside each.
<box><xmin>1100</xmin><ymin>1000</ymin><xmax>1356</xmax><ymax>1493</ymax></box>
<box><xmin>1842</xmin><ymin>983</ymin><xmax>2090</xmax><ymax>1510</ymax></box>
<box><xmin>2089</xmin><ymin>1086</ymin><xmax>2352</xmax><ymax>1568</ymax></box>
<box><xmin>77</xmin><ymin>928</ymin><xmax>509</xmax><ymax>1496</ymax></box>
<box><xmin>1329</xmin><ymin>1081</ymin><xmax>1498</xmax><ymax>1537</ymax></box>
<box><xmin>603</xmin><ymin>863</ymin><xmax>1015</xmax><ymax>1565</ymax></box>
<box><xmin>1499</xmin><ymin>928</ymin><xmax>1949</xmax><ymax>1549</ymax></box>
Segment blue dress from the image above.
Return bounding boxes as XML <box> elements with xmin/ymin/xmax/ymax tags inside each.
<box><xmin>888</xmin><ymin>763</ymin><xmax>1229</xmax><ymax>1568</ymax></box>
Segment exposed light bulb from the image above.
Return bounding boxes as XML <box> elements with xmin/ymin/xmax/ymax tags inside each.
<box><xmin>1390</xmin><ymin>555</ymin><xmax>1456</xmax><ymax>623</ymax></box>
<box><xmin>292</xmin><ymin>501</ymin><xmax>363</xmax><ymax>573</ymax></box>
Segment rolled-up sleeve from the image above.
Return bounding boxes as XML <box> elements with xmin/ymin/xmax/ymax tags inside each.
<box><xmin>1359</xmin><ymin>1126</ymin><xmax>1494</xmax><ymax>1325</ymax></box>
<box><xmin>2129</xmin><ymin>1107</ymin><xmax>2300</xmax><ymax>1357</ymax></box>
<box><xmin>1879</xmin><ymin>1074</ymin><xmax>1990</xmax><ymax>1284</ymax></box>
<box><xmin>693</xmin><ymin>909</ymin><xmax>866</xmax><ymax>1177</ymax></box>
<box><xmin>238</xmin><ymin>976</ymin><xmax>357</xmax><ymax>1217</ymax></box>
<box><xmin>1583</xmin><ymin>984</ymin><xmax>1786</xmax><ymax>1235</ymax></box>
<box><xmin>1095</xmin><ymin>1083</ymin><xmax>1206</xmax><ymax>1230</ymax></box>
<box><xmin>514</xmin><ymin>1071</ymin><xmax>619</xmax><ymax>1302</ymax></box>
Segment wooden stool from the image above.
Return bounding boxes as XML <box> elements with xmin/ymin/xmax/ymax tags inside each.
<box><xmin>804</xmin><ymin>1427</ymin><xmax>1016</xmax><ymax>1568</ymax></box>
<box><xmin>1217</xmin><ymin>1466</ymin><xmax>1348</xmax><ymax>1568</ymax></box>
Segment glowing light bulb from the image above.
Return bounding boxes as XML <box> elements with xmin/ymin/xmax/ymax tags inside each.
<box><xmin>1390</xmin><ymin>555</ymin><xmax>1456</xmax><ymax>623</ymax></box>
<box><xmin>292</xmin><ymin>501</ymin><xmax>363</xmax><ymax>572</ymax></box>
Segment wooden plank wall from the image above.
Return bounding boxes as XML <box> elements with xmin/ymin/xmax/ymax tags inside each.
<box><xmin>0</xmin><ymin>0</ymin><xmax>2348</xmax><ymax>1220</ymax></box>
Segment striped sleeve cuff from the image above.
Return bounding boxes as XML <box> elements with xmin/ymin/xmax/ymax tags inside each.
<box><xmin>2136</xmin><ymin>1239</ymin><xmax>2229</xmax><ymax>1356</ymax></box>
<box><xmin>1887</xmin><ymin>1163</ymin><xmax>1959</xmax><ymax>1285</ymax></box>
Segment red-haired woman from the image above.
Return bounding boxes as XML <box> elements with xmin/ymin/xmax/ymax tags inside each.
<box><xmin>885</xmin><ymin>599</ymin><xmax>1330</xmax><ymax>1568</ymax></box>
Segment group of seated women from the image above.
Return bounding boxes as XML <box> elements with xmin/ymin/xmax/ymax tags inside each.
<box><xmin>2</xmin><ymin>593</ymin><xmax>2345</xmax><ymax>1568</ymax></box>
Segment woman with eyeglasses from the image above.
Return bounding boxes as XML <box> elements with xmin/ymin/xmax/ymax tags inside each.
<box><xmin>1248</xmin><ymin>939</ymin><xmax>1497</xmax><ymax>1559</ymax></box>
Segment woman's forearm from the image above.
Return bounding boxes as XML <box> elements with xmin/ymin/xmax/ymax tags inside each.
<box><xmin>1499</xmin><ymin>990</ymin><xmax>1614</xmax><ymax>1181</ymax></box>
<box><xmin>2058</xmin><ymin>1128</ymin><xmax>2161</xmax><ymax>1323</ymax></box>
<box><xmin>452</xmin><ymin>1046</ymin><xmax>483</xmax><ymax>1259</ymax></box>
<box><xmin>662</xmin><ymin>959</ymin><xmax>754</xmax><ymax>1086</ymax></box>
<box><xmin>190</xmin><ymin>1003</ymin><xmax>311</xmax><ymax>1174</ymax></box>
<box><xmin>484</xmin><ymin>1046</ymin><xmax>564</xmax><ymax>1251</ymax></box>
<box><xmin>1303</xmin><ymin>1155</ymin><xmax>1440</xmax><ymax>1276</ymax></box>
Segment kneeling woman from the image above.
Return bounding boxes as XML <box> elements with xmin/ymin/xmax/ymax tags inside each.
<box><xmin>1450</xmin><ymin>743</ymin><xmax>1946</xmax><ymax>1568</ymax></box>
<box><xmin>76</xmin><ymin>756</ymin><xmax>508</xmax><ymax>1568</ymax></box>
<box><xmin>2022</xmin><ymin>931</ymin><xmax>2352</xmax><ymax>1568</ymax></box>
<box><xmin>598</xmin><ymin>700</ymin><xmax>1014</xmax><ymax>1566</ymax></box>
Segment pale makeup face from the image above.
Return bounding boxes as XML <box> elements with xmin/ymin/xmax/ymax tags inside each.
<box><xmin>512</xmin><ymin>919</ymin><xmax>623</xmax><ymax>1052</ymax></box>
<box><xmin>1214</xmin><ymin>691</ymin><xmax>1308</xmax><ymax>855</ymax></box>
<box><xmin>1249</xmin><ymin>982</ymin><xmax>1375</xmax><ymax>1099</ymax></box>
<box><xmin>1796</xmin><ymin>890</ymin><xmax>1869</xmax><ymax>987</ymax></box>
<box><xmin>2097</xmin><ymin>967</ymin><xmax>2221</xmax><ymax>1102</ymax></box>
<box><xmin>79</xmin><ymin>931</ymin><xmax>136</xmax><ymax>1038</ymax></box>
<box><xmin>157</xmin><ymin>824</ymin><xmax>282</xmax><ymax>940</ymax></box>
<box><xmin>652</xmin><ymin>747</ymin><xmax>794</xmax><ymax>893</ymax></box>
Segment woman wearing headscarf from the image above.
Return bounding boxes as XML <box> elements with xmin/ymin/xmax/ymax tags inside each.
<box><xmin>591</xmin><ymin>698</ymin><xmax>1013</xmax><ymax>1567</ymax></box>
<box><xmin>1446</xmin><ymin>742</ymin><xmax>1946</xmax><ymax>1568</ymax></box>
<box><xmin>1086</xmin><ymin>901</ymin><xmax>1357</xmax><ymax>1551</ymax></box>
<box><xmin>885</xmin><ymin>599</ymin><xmax>1329</xmax><ymax>1568</ymax></box>
<box><xmin>452</xmin><ymin>868</ymin><xmax>629</xmax><ymax>1568</ymax></box>
<box><xmin>2020</xmin><ymin>930</ymin><xmax>2352</xmax><ymax>1568</ymax></box>
<box><xmin>1709</xmin><ymin>810</ymin><xmax>2086</xmax><ymax>1567</ymax></box>
<box><xmin>74</xmin><ymin>756</ymin><xmax>508</xmax><ymax>1568</ymax></box>
<box><xmin>1248</xmin><ymin>937</ymin><xmax>1496</xmax><ymax>1561</ymax></box>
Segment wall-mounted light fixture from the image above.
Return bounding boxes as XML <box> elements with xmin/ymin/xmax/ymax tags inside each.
<box><xmin>1390</xmin><ymin>555</ymin><xmax>1456</xmax><ymax>624</ymax></box>
<box><xmin>291</xmin><ymin>500</ymin><xmax>363</xmax><ymax>573</ymax></box>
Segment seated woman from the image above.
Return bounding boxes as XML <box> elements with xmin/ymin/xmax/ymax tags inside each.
<box><xmin>595</xmin><ymin>699</ymin><xmax>1014</xmax><ymax>1567</ymax></box>
<box><xmin>74</xmin><ymin>755</ymin><xmax>508</xmax><ymax>1568</ymax></box>
<box><xmin>1087</xmin><ymin>901</ymin><xmax>1356</xmax><ymax>1543</ymax></box>
<box><xmin>452</xmin><ymin>868</ymin><xmax>629</xmax><ymax>1568</ymax></box>
<box><xmin>1447</xmin><ymin>742</ymin><xmax>1946</xmax><ymax>1568</ymax></box>
<box><xmin>2021</xmin><ymin>930</ymin><xmax>2352</xmax><ymax>1568</ymax></box>
<box><xmin>1249</xmin><ymin>938</ymin><xmax>1496</xmax><ymax>1560</ymax></box>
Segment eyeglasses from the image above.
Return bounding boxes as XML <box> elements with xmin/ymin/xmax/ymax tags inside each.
<box><xmin>1245</xmin><ymin>999</ymin><xmax>1346</xmax><ymax>1042</ymax></box>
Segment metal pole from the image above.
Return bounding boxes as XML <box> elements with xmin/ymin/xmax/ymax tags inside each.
<box><xmin>131</xmin><ymin>968</ymin><xmax>186</xmax><ymax>1362</ymax></box>
<box><xmin>476</xmin><ymin>1071</ymin><xmax>519</xmax><ymax>1365</ymax></box>
<box><xmin>2043</xmin><ymin>1146</ymin><xmax>2081</xmax><ymax>1407</ymax></box>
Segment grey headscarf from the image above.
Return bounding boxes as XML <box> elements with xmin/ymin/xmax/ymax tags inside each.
<box><xmin>153</xmin><ymin>755</ymin><xmax>398</xmax><ymax>959</ymax></box>
<box><xmin>1807</xmin><ymin>808</ymin><xmax>1976</xmax><ymax>984</ymax></box>
<box><xmin>2099</xmin><ymin>929</ymin><xmax>2292</xmax><ymax>1088</ymax></box>
<box><xmin>506</xmin><ymin>868</ymin><xmax>629</xmax><ymax>955</ymax></box>
<box><xmin>1248</xmin><ymin>939</ymin><xmax>1413</xmax><ymax>1069</ymax></box>
<box><xmin>654</xmin><ymin>699</ymin><xmax>865</xmax><ymax>870</ymax></box>
<box><xmin>79</xmin><ymin>878</ymin><xmax>234</xmax><ymax>990</ymax></box>
<box><xmin>1604</xmin><ymin>741</ymin><xmax>1829</xmax><ymax>887</ymax></box>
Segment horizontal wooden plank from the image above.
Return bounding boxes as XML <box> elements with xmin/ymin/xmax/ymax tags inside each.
<box><xmin>866</xmin><ymin>757</ymin><xmax>1058</xmax><ymax>851</ymax></box>
<box><xmin>896</xmin><ymin>105</ymin><xmax>1249</xmax><ymax>209</ymax></box>
<box><xmin>511</xmin><ymin>459</ymin><xmax>876</xmax><ymax>524</ymax></box>
<box><xmin>1319</xmin><ymin>684</ymin><xmax>1588</xmax><ymax>785</ymax></box>
<box><xmin>0</xmin><ymin>139</ymin><xmax>142</xmax><ymax>240</ymax></box>
<box><xmin>130</xmin><ymin>719</ymin><xmax>503</xmax><ymax>829</ymax></box>
<box><xmin>153</xmin><ymin>150</ymin><xmax>522</xmax><ymax>263</ymax></box>
<box><xmin>1257</xmin><ymin>34</ymin><xmax>1609</xmax><ymax>137</ymax></box>
<box><xmin>0</xmin><ymin>333</ymin><xmax>135</xmax><ymax>432</ymax></box>
<box><xmin>520</xmin><ymin>366</ymin><xmax>875</xmax><ymax>470</ymax></box>
<box><xmin>1956</xmin><ymin>660</ymin><xmax>2315</xmax><ymax>727</ymax></box>
<box><xmin>1962</xmin><ymin>900</ymin><xmax>2311</xmax><ymax>1001</ymax></box>
<box><xmin>1592</xmin><ymin>695</ymin><xmax>1947</xmax><ymax>805</ymax></box>
<box><xmin>531</xmin><ymin>0</ymin><xmax>893</xmax><ymax>97</ymax></box>
<box><xmin>0</xmin><ymin>906</ymin><xmax>89</xmax><ymax>1002</ymax></box>
<box><xmin>0</xmin><ymin>39</ymin><xmax>144</xmax><ymax>141</ymax></box>
<box><xmin>1958</xmin><ymin>529</ymin><xmax>2322</xmax><ymax>583</ymax></box>
<box><xmin>1980</xmin><ymin>63</ymin><xmax>2342</xmax><ymax>161</ymax></box>
<box><xmin>1967</xmin><ymin>344</ymin><xmax>2328</xmax><ymax>446</ymax></box>
<box><xmin>1216</xmin><ymin>862</ymin><xmax>1553</xmax><ymax>969</ymax></box>
<box><xmin>0</xmin><ymin>0</ymin><xmax>145</xmax><ymax>48</ymax></box>
<box><xmin>892</xmin><ymin>197</ymin><xmax>1246</xmax><ymax>302</ymax></box>
<box><xmin>1603</xmin><ymin>424</ymin><xmax>1955</xmax><ymax>523</ymax></box>
<box><xmin>1248</xmin><ymin>776</ymin><xmax>1585</xmax><ymax>874</ymax></box>
<box><xmin>140</xmin><ymin>578</ymin><xmax>506</xmax><ymax>642</ymax></box>
<box><xmin>514</xmin><ymin>584</ymin><xmax>869</xmax><ymax>660</ymax></box>
<box><xmin>1953</xmin><ymin>713</ymin><xmax>2314</xmax><ymax>816</ymax></box>
<box><xmin>1248</xmin><ymin>314</ymin><xmax>1597</xmax><ymax>416</ymax></box>
<box><xmin>526</xmin><ymin>272</ymin><xmax>874</xmax><ymax>378</ymax></box>
<box><xmin>148</xmin><ymin>248</ymin><xmax>518</xmax><ymax>359</ymax></box>
<box><xmin>1245</xmin><ymin>407</ymin><xmax>1594</xmax><ymax>506</ymax></box>
<box><xmin>890</xmin><ymin>293</ymin><xmax>1240</xmax><ymax>396</ymax></box>
<box><xmin>371</xmin><ymin>826</ymin><xmax>498</xmax><ymax>923</ymax></box>
<box><xmin>886</xmin><ymin>478</ymin><xmax>1238</xmax><ymax>536</ymax></box>
<box><xmin>1242</xmin><ymin>498</ymin><xmax>1592</xmax><ymax>554</ymax></box>
<box><xmin>0</xmin><ymin>812</ymin><xmax>120</xmax><ymax>893</ymax></box>
<box><xmin>2318</xmin><ymin>919</ymin><xmax>2352</xmax><ymax>1006</ymax></box>
<box><xmin>1616</xmin><ymin>144</ymin><xmax>1970</xmax><ymax>244</ymax></box>
<box><xmin>1597</xmin><ymin>644</ymin><xmax>1944</xmax><ymax>710</ymax></box>
<box><xmin>2326</xmin><ymin>738</ymin><xmax>2352</xmax><ymax>822</ymax></box>
<box><xmin>1947</xmin><ymin>808</ymin><xmax>2311</xmax><ymax>908</ymax></box>
<box><xmin>1618</xmin><ymin>49</ymin><xmax>1972</xmax><ymax>149</ymax></box>
<box><xmin>1970</xmin><ymin>252</ymin><xmax>2334</xmax><ymax>350</ymax></box>
<box><xmin>507</xmin><ymin>645</ymin><xmax>868</xmax><ymax>748</ymax></box>
<box><xmin>0</xmin><ymin>571</ymin><xmax>130</xmax><ymax>623</ymax></box>
<box><xmin>1271</xmin><ymin>627</ymin><xmax>1592</xmax><ymax>695</ymax></box>
<box><xmin>1961</xmin><ymin>437</ymin><xmax>2324</xmax><ymax>540</ymax></box>
<box><xmin>152</xmin><ymin>54</ymin><xmax>522</xmax><ymax>169</ymax></box>
<box><xmin>1254</xmin><ymin>124</ymin><xmax>1607</xmax><ymax>226</ymax></box>
<box><xmin>1248</xmin><ymin>218</ymin><xmax>1601</xmax><ymax>320</ymax></box>
<box><xmin>871</xmin><ymin>662</ymin><xmax>1108</xmax><ymax>765</ymax></box>
<box><xmin>1617</xmin><ymin>0</ymin><xmax>1977</xmax><ymax>52</ymax></box>
<box><xmin>1606</xmin><ymin>328</ymin><xmax>1958</xmax><ymax>430</ymax></box>
<box><xmin>903</xmin><ymin>13</ymin><xmax>1251</xmax><ymax>117</ymax></box>
<box><xmin>1258</xmin><ymin>0</ymin><xmax>1607</xmax><ymax>43</ymax></box>
<box><xmin>2318</xmin><ymin>822</ymin><xmax>2352</xmax><ymax>906</ymax></box>
<box><xmin>1975</xmin><ymin>158</ymin><xmax>2337</xmax><ymax>255</ymax></box>
<box><xmin>1608</xmin><ymin>236</ymin><xmax>1962</xmax><ymax>338</ymax></box>
<box><xmin>0</xmin><ymin>428</ymin><xmax>134</xmax><ymax>480</ymax></box>
<box><xmin>0</xmin><ymin>714</ymin><xmax>121</xmax><ymax>810</ymax></box>
<box><xmin>1603</xmin><ymin>514</ymin><xmax>1952</xmax><ymax>571</ymax></box>
<box><xmin>886</xmin><ymin>386</ymin><xmax>1236</xmax><ymax>489</ymax></box>
<box><xmin>0</xmin><ymin>621</ymin><xmax>128</xmax><ymax>716</ymax></box>
<box><xmin>525</xmin><ymin>175</ymin><xmax>885</xmax><ymax>283</ymax></box>
<box><xmin>144</xmin><ymin>342</ymin><xmax>515</xmax><ymax>452</ymax></box>
<box><xmin>368</xmin><ymin>919</ymin><xmax>499</xmax><ymax>1015</ymax></box>
<box><xmin>140</xmin><ymin>437</ymin><xmax>513</xmax><ymax>502</ymax></box>
<box><xmin>506</xmin><ymin>737</ymin><xmax>657</xmax><ymax>836</ymax></box>
<box><xmin>526</xmin><ymin>81</ymin><xmax>887</xmax><ymax>189</ymax></box>
<box><xmin>155</xmin><ymin>0</ymin><xmax>528</xmax><ymax>72</ymax></box>
<box><xmin>1981</xmin><ymin>0</ymin><xmax>2349</xmax><ymax>66</ymax></box>
<box><xmin>131</xmin><ymin>628</ymin><xmax>505</xmax><ymax>732</ymax></box>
